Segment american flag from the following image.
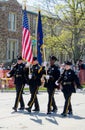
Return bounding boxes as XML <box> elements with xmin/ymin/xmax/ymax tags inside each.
<box><xmin>22</xmin><ymin>9</ymin><xmax>33</xmax><ymax>63</ymax></box>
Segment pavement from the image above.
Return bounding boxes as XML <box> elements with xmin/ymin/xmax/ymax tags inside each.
<box><xmin>0</xmin><ymin>90</ymin><xmax>85</xmax><ymax>130</ymax></box>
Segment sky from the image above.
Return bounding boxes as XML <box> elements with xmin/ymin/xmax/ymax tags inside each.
<box><xmin>17</xmin><ymin>0</ymin><xmax>63</xmax><ymax>16</ymax></box>
<box><xmin>17</xmin><ymin>0</ymin><xmax>42</xmax><ymax>6</ymax></box>
<box><xmin>17</xmin><ymin>0</ymin><xmax>57</xmax><ymax>14</ymax></box>
<box><xmin>17</xmin><ymin>0</ymin><xmax>50</xmax><ymax>14</ymax></box>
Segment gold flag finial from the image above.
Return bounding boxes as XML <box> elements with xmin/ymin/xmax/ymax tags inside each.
<box><xmin>22</xmin><ymin>0</ymin><xmax>27</xmax><ymax>10</ymax></box>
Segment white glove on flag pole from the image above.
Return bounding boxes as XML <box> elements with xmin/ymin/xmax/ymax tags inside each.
<box><xmin>26</xmin><ymin>62</ymin><xmax>30</xmax><ymax>68</ymax></box>
<box><xmin>46</xmin><ymin>75</ymin><xmax>50</xmax><ymax>80</ymax></box>
<box><xmin>28</xmin><ymin>74</ymin><xmax>32</xmax><ymax>79</ymax></box>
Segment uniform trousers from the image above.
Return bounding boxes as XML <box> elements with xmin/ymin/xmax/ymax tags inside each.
<box><xmin>47</xmin><ymin>88</ymin><xmax>57</xmax><ymax>112</ymax></box>
<box><xmin>14</xmin><ymin>84</ymin><xmax>25</xmax><ymax>109</ymax></box>
<box><xmin>28</xmin><ymin>86</ymin><xmax>39</xmax><ymax>110</ymax></box>
<box><xmin>63</xmin><ymin>91</ymin><xmax>72</xmax><ymax>114</ymax></box>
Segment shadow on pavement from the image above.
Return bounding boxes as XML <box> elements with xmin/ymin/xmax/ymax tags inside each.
<box><xmin>45</xmin><ymin>116</ymin><xmax>59</xmax><ymax>125</ymax></box>
<box><xmin>30</xmin><ymin>115</ymin><xmax>42</xmax><ymax>125</ymax></box>
<box><xmin>68</xmin><ymin>114</ymin><xmax>85</xmax><ymax>120</ymax></box>
<box><xmin>11</xmin><ymin>110</ymin><xmax>85</xmax><ymax>125</ymax></box>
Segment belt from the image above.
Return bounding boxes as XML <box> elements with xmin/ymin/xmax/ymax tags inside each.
<box><xmin>63</xmin><ymin>82</ymin><xmax>71</xmax><ymax>85</ymax></box>
<box><xmin>16</xmin><ymin>75</ymin><xmax>22</xmax><ymax>77</ymax></box>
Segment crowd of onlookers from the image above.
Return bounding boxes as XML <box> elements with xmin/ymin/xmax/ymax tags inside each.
<box><xmin>0</xmin><ymin>59</ymin><xmax>85</xmax><ymax>73</ymax></box>
<box><xmin>0</xmin><ymin>62</ymin><xmax>15</xmax><ymax>70</ymax></box>
<box><xmin>60</xmin><ymin>59</ymin><xmax>85</xmax><ymax>74</ymax></box>
<box><xmin>0</xmin><ymin>59</ymin><xmax>85</xmax><ymax>84</ymax></box>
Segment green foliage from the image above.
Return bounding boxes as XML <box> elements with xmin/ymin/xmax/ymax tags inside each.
<box><xmin>42</xmin><ymin>0</ymin><xmax>85</xmax><ymax>62</ymax></box>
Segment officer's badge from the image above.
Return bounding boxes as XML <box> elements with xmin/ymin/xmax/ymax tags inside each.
<box><xmin>68</xmin><ymin>72</ymin><xmax>71</xmax><ymax>75</ymax></box>
<box><xmin>20</xmin><ymin>66</ymin><xmax>23</xmax><ymax>69</ymax></box>
<box><xmin>35</xmin><ymin>67</ymin><xmax>38</xmax><ymax>70</ymax></box>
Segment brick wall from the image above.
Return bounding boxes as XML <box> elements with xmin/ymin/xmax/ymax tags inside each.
<box><xmin>0</xmin><ymin>0</ymin><xmax>38</xmax><ymax>64</ymax></box>
<box><xmin>0</xmin><ymin>0</ymin><xmax>22</xmax><ymax>63</ymax></box>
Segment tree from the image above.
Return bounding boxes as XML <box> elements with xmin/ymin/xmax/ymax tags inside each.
<box><xmin>42</xmin><ymin>0</ymin><xmax>85</xmax><ymax>63</ymax></box>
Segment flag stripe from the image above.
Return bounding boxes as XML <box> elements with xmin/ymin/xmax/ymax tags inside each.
<box><xmin>22</xmin><ymin>9</ymin><xmax>33</xmax><ymax>63</ymax></box>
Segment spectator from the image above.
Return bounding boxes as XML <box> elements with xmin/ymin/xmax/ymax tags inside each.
<box><xmin>77</xmin><ymin>59</ymin><xmax>85</xmax><ymax>70</ymax></box>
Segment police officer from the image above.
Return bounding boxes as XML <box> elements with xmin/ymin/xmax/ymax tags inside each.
<box><xmin>7</xmin><ymin>56</ymin><xmax>26</xmax><ymax>111</ymax></box>
<box><xmin>55</xmin><ymin>61</ymin><xmax>81</xmax><ymax>117</ymax></box>
<box><xmin>45</xmin><ymin>56</ymin><xmax>60</xmax><ymax>114</ymax></box>
<box><xmin>25</xmin><ymin>57</ymin><xmax>43</xmax><ymax>113</ymax></box>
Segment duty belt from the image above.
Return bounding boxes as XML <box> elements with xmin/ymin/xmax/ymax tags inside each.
<box><xmin>63</xmin><ymin>82</ymin><xmax>72</xmax><ymax>85</ymax></box>
<box><xmin>16</xmin><ymin>75</ymin><xmax>22</xmax><ymax>77</ymax></box>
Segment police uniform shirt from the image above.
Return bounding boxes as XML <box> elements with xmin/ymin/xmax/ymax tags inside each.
<box><xmin>58</xmin><ymin>69</ymin><xmax>80</xmax><ymax>93</ymax></box>
<box><xmin>47</xmin><ymin>65</ymin><xmax>60</xmax><ymax>88</ymax></box>
<box><xmin>9</xmin><ymin>63</ymin><xmax>25</xmax><ymax>85</ymax></box>
<box><xmin>29</xmin><ymin>64</ymin><xmax>42</xmax><ymax>87</ymax></box>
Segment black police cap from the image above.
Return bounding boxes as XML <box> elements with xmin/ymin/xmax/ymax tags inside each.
<box><xmin>17</xmin><ymin>56</ymin><xmax>22</xmax><ymax>60</ymax></box>
<box><xmin>33</xmin><ymin>57</ymin><xmax>37</xmax><ymax>61</ymax></box>
<box><xmin>65</xmin><ymin>61</ymin><xmax>72</xmax><ymax>65</ymax></box>
<box><xmin>50</xmin><ymin>56</ymin><xmax>57</xmax><ymax>61</ymax></box>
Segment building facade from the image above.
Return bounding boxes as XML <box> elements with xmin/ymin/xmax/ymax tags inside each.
<box><xmin>0</xmin><ymin>0</ymin><xmax>22</xmax><ymax>63</ymax></box>
<box><xmin>0</xmin><ymin>0</ymin><xmax>38</xmax><ymax>64</ymax></box>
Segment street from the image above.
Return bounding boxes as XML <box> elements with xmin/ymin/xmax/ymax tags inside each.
<box><xmin>0</xmin><ymin>90</ymin><xmax>85</xmax><ymax>130</ymax></box>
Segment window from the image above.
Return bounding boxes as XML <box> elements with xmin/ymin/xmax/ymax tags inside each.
<box><xmin>33</xmin><ymin>17</ymin><xmax>36</xmax><ymax>35</ymax></box>
<box><xmin>7</xmin><ymin>39</ymin><xmax>18</xmax><ymax>61</ymax></box>
<box><xmin>8</xmin><ymin>13</ymin><xmax>16</xmax><ymax>31</ymax></box>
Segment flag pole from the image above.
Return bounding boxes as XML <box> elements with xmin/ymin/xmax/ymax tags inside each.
<box><xmin>43</xmin><ymin>45</ymin><xmax>47</xmax><ymax>75</ymax></box>
<box><xmin>22</xmin><ymin>0</ymin><xmax>31</xmax><ymax>74</ymax></box>
<box><xmin>34</xmin><ymin>3</ymin><xmax>40</xmax><ymax>58</ymax></box>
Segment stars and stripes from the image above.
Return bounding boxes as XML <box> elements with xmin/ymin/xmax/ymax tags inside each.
<box><xmin>22</xmin><ymin>9</ymin><xmax>33</xmax><ymax>63</ymax></box>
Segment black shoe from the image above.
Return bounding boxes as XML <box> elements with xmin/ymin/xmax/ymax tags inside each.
<box><xmin>51</xmin><ymin>109</ymin><xmax>57</xmax><ymax>113</ymax></box>
<box><xmin>47</xmin><ymin>111</ymin><xmax>51</xmax><ymax>114</ymax></box>
<box><xmin>61</xmin><ymin>112</ymin><xmax>67</xmax><ymax>117</ymax></box>
<box><xmin>32</xmin><ymin>109</ymin><xmax>40</xmax><ymax>112</ymax></box>
<box><xmin>68</xmin><ymin>111</ymin><xmax>73</xmax><ymax>115</ymax></box>
<box><xmin>12</xmin><ymin>107</ymin><xmax>17</xmax><ymax>112</ymax></box>
<box><xmin>25</xmin><ymin>107</ymin><xmax>31</xmax><ymax>113</ymax></box>
<box><xmin>18</xmin><ymin>107</ymin><xmax>24</xmax><ymax>110</ymax></box>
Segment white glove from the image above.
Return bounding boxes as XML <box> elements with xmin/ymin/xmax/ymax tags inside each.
<box><xmin>55</xmin><ymin>80</ymin><xmax>59</xmax><ymax>86</ymax></box>
<box><xmin>7</xmin><ymin>73</ymin><xmax>10</xmax><ymax>77</ymax></box>
<box><xmin>26</xmin><ymin>62</ymin><xmax>30</xmax><ymax>68</ymax></box>
<box><xmin>46</xmin><ymin>75</ymin><xmax>50</xmax><ymax>80</ymax></box>
<box><xmin>28</xmin><ymin>74</ymin><xmax>32</xmax><ymax>79</ymax></box>
<box><xmin>43</xmin><ymin>61</ymin><xmax>47</xmax><ymax>67</ymax></box>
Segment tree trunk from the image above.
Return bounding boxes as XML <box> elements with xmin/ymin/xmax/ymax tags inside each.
<box><xmin>73</xmin><ymin>29</ymin><xmax>80</xmax><ymax>63</ymax></box>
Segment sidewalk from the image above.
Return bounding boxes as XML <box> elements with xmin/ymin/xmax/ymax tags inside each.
<box><xmin>0</xmin><ymin>91</ymin><xmax>85</xmax><ymax>130</ymax></box>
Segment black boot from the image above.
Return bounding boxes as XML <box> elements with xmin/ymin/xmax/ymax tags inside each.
<box><xmin>32</xmin><ymin>108</ymin><xmax>40</xmax><ymax>112</ymax></box>
<box><xmin>68</xmin><ymin>111</ymin><xmax>73</xmax><ymax>115</ymax></box>
<box><xmin>25</xmin><ymin>107</ymin><xmax>31</xmax><ymax>113</ymax></box>
<box><xmin>61</xmin><ymin>112</ymin><xmax>67</xmax><ymax>117</ymax></box>
<box><xmin>18</xmin><ymin>107</ymin><xmax>24</xmax><ymax>110</ymax></box>
<box><xmin>12</xmin><ymin>107</ymin><xmax>17</xmax><ymax>112</ymax></box>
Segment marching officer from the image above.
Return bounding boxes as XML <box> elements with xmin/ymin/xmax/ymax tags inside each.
<box><xmin>55</xmin><ymin>61</ymin><xmax>81</xmax><ymax>117</ymax></box>
<box><xmin>45</xmin><ymin>56</ymin><xmax>60</xmax><ymax>114</ymax></box>
<box><xmin>7</xmin><ymin>56</ymin><xmax>27</xmax><ymax>111</ymax></box>
<box><xmin>25</xmin><ymin>57</ymin><xmax>43</xmax><ymax>113</ymax></box>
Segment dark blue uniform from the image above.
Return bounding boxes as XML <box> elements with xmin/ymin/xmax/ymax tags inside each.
<box><xmin>26</xmin><ymin>63</ymin><xmax>43</xmax><ymax>112</ymax></box>
<box><xmin>45</xmin><ymin>64</ymin><xmax>60</xmax><ymax>114</ymax></box>
<box><xmin>57</xmin><ymin>68</ymin><xmax>81</xmax><ymax>116</ymax></box>
<box><xmin>8</xmin><ymin>63</ymin><xmax>26</xmax><ymax>111</ymax></box>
